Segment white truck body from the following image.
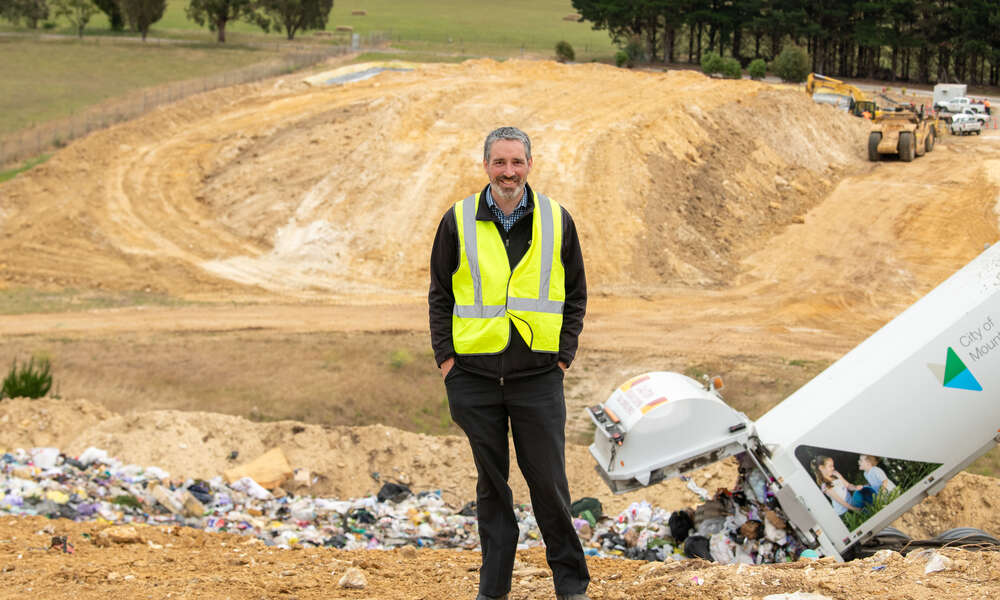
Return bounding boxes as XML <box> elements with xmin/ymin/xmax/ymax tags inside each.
<box><xmin>957</xmin><ymin>108</ymin><xmax>989</xmax><ymax>123</ymax></box>
<box><xmin>590</xmin><ymin>243</ymin><xmax>1000</xmax><ymax>559</ymax></box>
<box><xmin>937</xmin><ymin>97</ymin><xmax>985</xmax><ymax>114</ymax></box>
<box><xmin>933</xmin><ymin>83</ymin><xmax>967</xmax><ymax>106</ymax></box>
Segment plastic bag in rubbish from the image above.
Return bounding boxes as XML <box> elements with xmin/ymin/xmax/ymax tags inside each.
<box><xmin>746</xmin><ymin>468</ymin><xmax>770</xmax><ymax>503</ymax></box>
<box><xmin>685</xmin><ymin>478</ymin><xmax>710</xmax><ymax>501</ymax></box>
<box><xmin>30</xmin><ymin>448</ymin><xmax>60</xmax><ymax>469</ymax></box>
<box><xmin>708</xmin><ymin>531</ymin><xmax>735</xmax><ymax>564</ymax></box>
<box><xmin>683</xmin><ymin>535</ymin><xmax>711</xmax><ymax>560</ymax></box>
<box><xmin>377</xmin><ymin>482</ymin><xmax>412</xmax><ymax>503</ymax></box>
<box><xmin>570</xmin><ymin>497</ymin><xmax>604</xmax><ymax>520</ymax></box>
<box><xmin>78</xmin><ymin>447</ymin><xmax>109</xmax><ymax>467</ymax></box>
<box><xmin>764</xmin><ymin>516</ymin><xmax>787</xmax><ymax>544</ymax></box>
<box><xmin>668</xmin><ymin>510</ymin><xmax>693</xmax><ymax>542</ymax></box>
<box><xmin>230</xmin><ymin>476</ymin><xmax>272</xmax><ymax>500</ymax></box>
<box><xmin>621</xmin><ymin>501</ymin><xmax>652</xmax><ymax>523</ymax></box>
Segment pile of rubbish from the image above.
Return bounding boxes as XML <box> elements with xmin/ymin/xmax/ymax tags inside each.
<box><xmin>575</xmin><ymin>453</ymin><xmax>807</xmax><ymax>563</ymax></box>
<box><xmin>0</xmin><ymin>446</ymin><xmax>809</xmax><ymax>563</ymax></box>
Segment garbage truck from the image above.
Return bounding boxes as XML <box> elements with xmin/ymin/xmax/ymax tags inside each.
<box><xmin>588</xmin><ymin>242</ymin><xmax>1000</xmax><ymax>560</ymax></box>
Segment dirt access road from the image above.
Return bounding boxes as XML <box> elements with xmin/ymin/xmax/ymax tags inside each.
<box><xmin>1</xmin><ymin>59</ymin><xmax>1000</xmax><ymax>598</ymax></box>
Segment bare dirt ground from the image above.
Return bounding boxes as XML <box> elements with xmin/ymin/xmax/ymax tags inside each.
<box><xmin>2</xmin><ymin>59</ymin><xmax>1000</xmax><ymax>598</ymax></box>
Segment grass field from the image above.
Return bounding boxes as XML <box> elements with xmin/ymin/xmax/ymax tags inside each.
<box><xmin>328</xmin><ymin>0</ymin><xmax>614</xmax><ymax>58</ymax></box>
<box><xmin>0</xmin><ymin>38</ymin><xmax>279</xmax><ymax>134</ymax></box>
<box><xmin>2</xmin><ymin>0</ymin><xmax>615</xmax><ymax>56</ymax></box>
<box><xmin>0</xmin><ymin>1</ymin><xmax>615</xmax><ymax>139</ymax></box>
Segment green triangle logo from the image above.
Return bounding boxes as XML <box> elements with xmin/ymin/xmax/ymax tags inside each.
<box><xmin>943</xmin><ymin>347</ymin><xmax>968</xmax><ymax>385</ymax></box>
<box><xmin>941</xmin><ymin>347</ymin><xmax>983</xmax><ymax>391</ymax></box>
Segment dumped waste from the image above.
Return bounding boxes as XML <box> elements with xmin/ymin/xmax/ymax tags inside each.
<box><xmin>2</xmin><ymin>444</ymin><xmax>808</xmax><ymax>564</ymax></box>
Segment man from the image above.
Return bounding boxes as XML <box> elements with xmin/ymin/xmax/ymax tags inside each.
<box><xmin>428</xmin><ymin>127</ymin><xmax>590</xmax><ymax>600</ymax></box>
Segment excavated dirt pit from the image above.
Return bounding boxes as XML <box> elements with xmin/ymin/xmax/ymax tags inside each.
<box><xmin>2</xmin><ymin>58</ymin><xmax>1000</xmax><ymax>598</ymax></box>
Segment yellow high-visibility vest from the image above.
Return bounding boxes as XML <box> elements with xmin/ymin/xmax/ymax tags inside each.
<box><xmin>451</xmin><ymin>190</ymin><xmax>565</xmax><ymax>355</ymax></box>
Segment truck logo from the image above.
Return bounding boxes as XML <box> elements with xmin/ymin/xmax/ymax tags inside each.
<box><xmin>927</xmin><ymin>347</ymin><xmax>982</xmax><ymax>391</ymax></box>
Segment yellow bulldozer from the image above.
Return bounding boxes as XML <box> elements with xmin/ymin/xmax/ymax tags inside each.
<box><xmin>805</xmin><ymin>73</ymin><xmax>878</xmax><ymax>118</ymax></box>
<box><xmin>867</xmin><ymin>108</ymin><xmax>936</xmax><ymax>162</ymax></box>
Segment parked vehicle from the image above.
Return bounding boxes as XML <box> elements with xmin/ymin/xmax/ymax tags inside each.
<box><xmin>934</xmin><ymin>96</ymin><xmax>986</xmax><ymax>114</ymax></box>
<box><xmin>950</xmin><ymin>113</ymin><xmax>983</xmax><ymax>135</ymax></box>
<box><xmin>955</xmin><ymin>108</ymin><xmax>989</xmax><ymax>125</ymax></box>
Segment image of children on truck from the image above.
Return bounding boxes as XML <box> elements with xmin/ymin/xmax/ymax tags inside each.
<box><xmin>811</xmin><ymin>455</ymin><xmax>869</xmax><ymax>515</ymax></box>
<box><xmin>796</xmin><ymin>445</ymin><xmax>940</xmax><ymax>531</ymax></box>
<box><xmin>859</xmin><ymin>454</ymin><xmax>897</xmax><ymax>496</ymax></box>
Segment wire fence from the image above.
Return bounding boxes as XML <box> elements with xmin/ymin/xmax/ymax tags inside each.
<box><xmin>0</xmin><ymin>33</ymin><xmax>387</xmax><ymax>168</ymax></box>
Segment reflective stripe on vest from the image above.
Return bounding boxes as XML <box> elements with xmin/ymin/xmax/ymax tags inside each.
<box><xmin>452</xmin><ymin>191</ymin><xmax>565</xmax><ymax>354</ymax></box>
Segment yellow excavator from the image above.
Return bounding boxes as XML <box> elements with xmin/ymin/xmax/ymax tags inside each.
<box><xmin>805</xmin><ymin>73</ymin><xmax>879</xmax><ymax>118</ymax></box>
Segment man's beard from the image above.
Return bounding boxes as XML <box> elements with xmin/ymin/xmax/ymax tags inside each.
<box><xmin>491</xmin><ymin>176</ymin><xmax>524</xmax><ymax>204</ymax></box>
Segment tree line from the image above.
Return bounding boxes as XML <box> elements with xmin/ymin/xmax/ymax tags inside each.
<box><xmin>571</xmin><ymin>0</ymin><xmax>1000</xmax><ymax>86</ymax></box>
<box><xmin>0</xmin><ymin>0</ymin><xmax>334</xmax><ymax>41</ymax></box>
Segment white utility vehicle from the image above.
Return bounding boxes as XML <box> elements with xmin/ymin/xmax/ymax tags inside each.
<box><xmin>935</xmin><ymin>96</ymin><xmax>986</xmax><ymax>113</ymax></box>
<box><xmin>951</xmin><ymin>113</ymin><xmax>984</xmax><ymax>135</ymax></box>
<box><xmin>589</xmin><ymin>243</ymin><xmax>1000</xmax><ymax>560</ymax></box>
<box><xmin>954</xmin><ymin>107</ymin><xmax>989</xmax><ymax>124</ymax></box>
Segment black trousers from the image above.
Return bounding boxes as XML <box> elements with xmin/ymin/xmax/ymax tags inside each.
<box><xmin>445</xmin><ymin>366</ymin><xmax>590</xmax><ymax>597</ymax></box>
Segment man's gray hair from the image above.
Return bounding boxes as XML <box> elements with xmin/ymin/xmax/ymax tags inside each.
<box><xmin>483</xmin><ymin>127</ymin><xmax>531</xmax><ymax>162</ymax></box>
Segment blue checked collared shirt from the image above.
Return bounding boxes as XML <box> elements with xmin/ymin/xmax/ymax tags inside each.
<box><xmin>485</xmin><ymin>186</ymin><xmax>530</xmax><ymax>233</ymax></box>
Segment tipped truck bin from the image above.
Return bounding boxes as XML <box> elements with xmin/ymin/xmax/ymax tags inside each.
<box><xmin>588</xmin><ymin>371</ymin><xmax>751</xmax><ymax>493</ymax></box>
<box><xmin>589</xmin><ymin>243</ymin><xmax>1000</xmax><ymax>560</ymax></box>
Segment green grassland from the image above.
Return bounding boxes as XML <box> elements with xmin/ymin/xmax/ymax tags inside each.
<box><xmin>327</xmin><ymin>0</ymin><xmax>614</xmax><ymax>57</ymax></box>
<box><xmin>2</xmin><ymin>0</ymin><xmax>615</xmax><ymax>54</ymax></box>
<box><xmin>0</xmin><ymin>1</ymin><xmax>615</xmax><ymax>137</ymax></box>
<box><xmin>0</xmin><ymin>38</ymin><xmax>278</xmax><ymax>134</ymax></box>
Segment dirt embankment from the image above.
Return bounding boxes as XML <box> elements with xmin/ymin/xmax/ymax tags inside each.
<box><xmin>0</xmin><ymin>60</ymin><xmax>869</xmax><ymax>298</ymax></box>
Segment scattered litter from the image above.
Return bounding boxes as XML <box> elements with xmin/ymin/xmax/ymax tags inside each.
<box><xmin>763</xmin><ymin>593</ymin><xmax>833</xmax><ymax>600</ymax></box>
<box><xmin>923</xmin><ymin>551</ymin><xmax>954</xmax><ymax>574</ymax></box>
<box><xmin>48</xmin><ymin>535</ymin><xmax>74</xmax><ymax>553</ymax></box>
<box><xmin>0</xmin><ymin>445</ymin><xmax>817</xmax><ymax>562</ymax></box>
<box><xmin>683</xmin><ymin>477</ymin><xmax>711</xmax><ymax>501</ymax></box>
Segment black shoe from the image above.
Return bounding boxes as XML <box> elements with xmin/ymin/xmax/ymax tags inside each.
<box><xmin>556</xmin><ymin>595</ymin><xmax>591</xmax><ymax>600</ymax></box>
<box><xmin>476</xmin><ymin>595</ymin><xmax>507</xmax><ymax>600</ymax></box>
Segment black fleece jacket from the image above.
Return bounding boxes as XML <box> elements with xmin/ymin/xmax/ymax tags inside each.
<box><xmin>428</xmin><ymin>183</ymin><xmax>587</xmax><ymax>381</ymax></box>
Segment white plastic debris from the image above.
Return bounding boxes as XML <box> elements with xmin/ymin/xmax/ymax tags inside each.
<box><xmin>923</xmin><ymin>551</ymin><xmax>954</xmax><ymax>574</ymax></box>
<box><xmin>230</xmin><ymin>476</ymin><xmax>272</xmax><ymax>500</ymax></box>
<box><xmin>30</xmin><ymin>448</ymin><xmax>60</xmax><ymax>469</ymax></box>
<box><xmin>685</xmin><ymin>478</ymin><xmax>711</xmax><ymax>501</ymax></box>
<box><xmin>78</xmin><ymin>447</ymin><xmax>109</xmax><ymax>467</ymax></box>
